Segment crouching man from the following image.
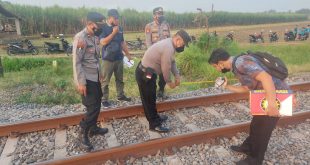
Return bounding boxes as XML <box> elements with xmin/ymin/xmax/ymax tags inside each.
<box><xmin>208</xmin><ymin>48</ymin><xmax>291</xmax><ymax>165</ymax></box>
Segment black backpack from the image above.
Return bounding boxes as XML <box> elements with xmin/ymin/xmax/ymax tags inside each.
<box><xmin>232</xmin><ymin>51</ymin><xmax>288</xmax><ymax>80</ymax></box>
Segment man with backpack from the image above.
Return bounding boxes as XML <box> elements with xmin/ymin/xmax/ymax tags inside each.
<box><xmin>208</xmin><ymin>48</ymin><xmax>290</xmax><ymax>165</ymax></box>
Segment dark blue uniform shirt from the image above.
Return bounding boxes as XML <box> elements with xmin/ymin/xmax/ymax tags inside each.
<box><xmin>100</xmin><ymin>25</ymin><xmax>124</xmax><ymax>61</ymax></box>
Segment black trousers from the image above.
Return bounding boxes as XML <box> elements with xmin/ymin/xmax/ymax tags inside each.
<box><xmin>158</xmin><ymin>74</ymin><xmax>166</xmax><ymax>92</ymax></box>
<box><xmin>80</xmin><ymin>80</ymin><xmax>103</xmax><ymax>131</ymax></box>
<box><xmin>135</xmin><ymin>66</ymin><xmax>161</xmax><ymax>128</ymax></box>
<box><xmin>241</xmin><ymin>115</ymin><xmax>279</xmax><ymax>165</ymax></box>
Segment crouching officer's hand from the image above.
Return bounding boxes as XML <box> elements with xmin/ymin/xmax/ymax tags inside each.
<box><xmin>167</xmin><ymin>82</ymin><xmax>176</xmax><ymax>89</ymax></box>
<box><xmin>77</xmin><ymin>84</ymin><xmax>87</xmax><ymax>96</ymax></box>
<box><xmin>175</xmin><ymin>76</ymin><xmax>181</xmax><ymax>86</ymax></box>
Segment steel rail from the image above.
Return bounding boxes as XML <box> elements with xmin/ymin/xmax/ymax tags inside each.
<box><xmin>0</xmin><ymin>82</ymin><xmax>309</xmax><ymax>137</ymax></box>
<box><xmin>39</xmin><ymin>110</ymin><xmax>310</xmax><ymax>165</ymax></box>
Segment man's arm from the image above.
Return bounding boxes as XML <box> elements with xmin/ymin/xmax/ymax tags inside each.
<box><xmin>171</xmin><ymin>60</ymin><xmax>180</xmax><ymax>86</ymax></box>
<box><xmin>255</xmin><ymin>71</ymin><xmax>279</xmax><ymax>116</ymax></box>
<box><xmin>160</xmin><ymin>49</ymin><xmax>177</xmax><ymax>89</ymax></box>
<box><xmin>225</xmin><ymin>84</ymin><xmax>249</xmax><ymax>93</ymax></box>
<box><xmin>120</xmin><ymin>27</ymin><xmax>132</xmax><ymax>60</ymax></box>
<box><xmin>121</xmin><ymin>41</ymin><xmax>132</xmax><ymax>60</ymax></box>
<box><xmin>222</xmin><ymin>77</ymin><xmax>249</xmax><ymax>93</ymax></box>
<box><xmin>72</xmin><ymin>36</ymin><xmax>87</xmax><ymax>96</ymax></box>
<box><xmin>100</xmin><ymin>26</ymin><xmax>118</xmax><ymax>46</ymax></box>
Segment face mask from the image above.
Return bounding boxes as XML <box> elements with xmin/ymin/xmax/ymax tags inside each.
<box><xmin>158</xmin><ymin>15</ymin><xmax>165</xmax><ymax>24</ymax></box>
<box><xmin>93</xmin><ymin>27</ymin><xmax>103</xmax><ymax>37</ymax></box>
<box><xmin>221</xmin><ymin>68</ymin><xmax>231</xmax><ymax>73</ymax></box>
<box><xmin>175</xmin><ymin>46</ymin><xmax>185</xmax><ymax>53</ymax></box>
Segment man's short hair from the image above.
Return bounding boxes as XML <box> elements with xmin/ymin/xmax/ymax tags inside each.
<box><xmin>208</xmin><ymin>48</ymin><xmax>231</xmax><ymax>64</ymax></box>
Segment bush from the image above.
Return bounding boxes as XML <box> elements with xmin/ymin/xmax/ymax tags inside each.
<box><xmin>1</xmin><ymin>57</ymin><xmax>69</xmax><ymax>73</ymax></box>
<box><xmin>177</xmin><ymin>32</ymin><xmax>237</xmax><ymax>81</ymax></box>
<box><xmin>2</xmin><ymin>57</ymin><xmax>49</xmax><ymax>72</ymax></box>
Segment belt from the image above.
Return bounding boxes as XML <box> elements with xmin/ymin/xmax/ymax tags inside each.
<box><xmin>138</xmin><ymin>62</ymin><xmax>147</xmax><ymax>72</ymax></box>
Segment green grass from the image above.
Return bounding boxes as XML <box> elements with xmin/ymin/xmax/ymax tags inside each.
<box><xmin>0</xmin><ymin>35</ymin><xmax>310</xmax><ymax>105</ymax></box>
<box><xmin>239</xmin><ymin>44</ymin><xmax>310</xmax><ymax>73</ymax></box>
<box><xmin>0</xmin><ymin>57</ymin><xmax>80</xmax><ymax>104</ymax></box>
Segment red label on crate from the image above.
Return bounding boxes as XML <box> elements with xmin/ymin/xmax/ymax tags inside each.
<box><xmin>250</xmin><ymin>90</ymin><xmax>293</xmax><ymax>116</ymax></box>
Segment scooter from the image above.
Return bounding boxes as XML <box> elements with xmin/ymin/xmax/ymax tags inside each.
<box><xmin>225</xmin><ymin>32</ymin><xmax>234</xmax><ymax>41</ymax></box>
<box><xmin>249</xmin><ymin>32</ymin><xmax>264</xmax><ymax>43</ymax></box>
<box><xmin>269</xmin><ymin>32</ymin><xmax>279</xmax><ymax>42</ymax></box>
<box><xmin>44</xmin><ymin>38</ymin><xmax>72</xmax><ymax>56</ymax></box>
<box><xmin>284</xmin><ymin>31</ymin><xmax>295</xmax><ymax>41</ymax></box>
<box><xmin>7</xmin><ymin>39</ymin><xmax>39</xmax><ymax>55</ymax></box>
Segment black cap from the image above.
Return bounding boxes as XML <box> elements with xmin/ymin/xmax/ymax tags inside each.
<box><xmin>87</xmin><ymin>12</ymin><xmax>105</xmax><ymax>25</ymax></box>
<box><xmin>108</xmin><ymin>9</ymin><xmax>119</xmax><ymax>19</ymax></box>
<box><xmin>153</xmin><ymin>7</ymin><xmax>164</xmax><ymax>15</ymax></box>
<box><xmin>176</xmin><ymin>29</ymin><xmax>192</xmax><ymax>47</ymax></box>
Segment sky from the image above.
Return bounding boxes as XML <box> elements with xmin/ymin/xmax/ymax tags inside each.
<box><xmin>5</xmin><ymin>0</ymin><xmax>310</xmax><ymax>13</ymax></box>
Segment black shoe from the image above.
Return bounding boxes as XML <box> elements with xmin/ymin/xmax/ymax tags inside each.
<box><xmin>117</xmin><ymin>95</ymin><xmax>132</xmax><ymax>102</ymax></box>
<box><xmin>102</xmin><ymin>101</ymin><xmax>111</xmax><ymax>108</ymax></box>
<box><xmin>89</xmin><ymin>127</ymin><xmax>108</xmax><ymax>137</ymax></box>
<box><xmin>159</xmin><ymin>115</ymin><xmax>168</xmax><ymax>122</ymax></box>
<box><xmin>236</xmin><ymin>156</ymin><xmax>260</xmax><ymax>165</ymax></box>
<box><xmin>80</xmin><ymin>128</ymin><xmax>93</xmax><ymax>151</ymax></box>
<box><xmin>149</xmin><ymin>125</ymin><xmax>170</xmax><ymax>133</ymax></box>
<box><xmin>157</xmin><ymin>90</ymin><xmax>168</xmax><ymax>100</ymax></box>
<box><xmin>230</xmin><ymin>145</ymin><xmax>250</xmax><ymax>155</ymax></box>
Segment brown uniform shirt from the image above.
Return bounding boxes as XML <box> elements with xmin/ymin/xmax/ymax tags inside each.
<box><xmin>141</xmin><ymin>38</ymin><xmax>179</xmax><ymax>83</ymax></box>
<box><xmin>145</xmin><ymin>21</ymin><xmax>170</xmax><ymax>48</ymax></box>
<box><xmin>72</xmin><ymin>28</ymin><xmax>101</xmax><ymax>85</ymax></box>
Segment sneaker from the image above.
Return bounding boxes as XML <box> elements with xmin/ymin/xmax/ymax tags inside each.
<box><xmin>157</xmin><ymin>90</ymin><xmax>168</xmax><ymax>100</ymax></box>
<box><xmin>117</xmin><ymin>95</ymin><xmax>132</xmax><ymax>102</ymax></box>
<box><xmin>149</xmin><ymin>125</ymin><xmax>170</xmax><ymax>133</ymax></box>
<box><xmin>102</xmin><ymin>101</ymin><xmax>111</xmax><ymax>108</ymax></box>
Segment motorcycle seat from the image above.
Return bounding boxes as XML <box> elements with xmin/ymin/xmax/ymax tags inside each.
<box><xmin>45</xmin><ymin>42</ymin><xmax>59</xmax><ymax>47</ymax></box>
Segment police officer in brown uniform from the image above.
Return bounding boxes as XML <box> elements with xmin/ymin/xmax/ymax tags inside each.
<box><xmin>145</xmin><ymin>7</ymin><xmax>171</xmax><ymax>99</ymax></box>
<box><xmin>136</xmin><ymin>30</ymin><xmax>191</xmax><ymax>132</ymax></box>
<box><xmin>73</xmin><ymin>12</ymin><xmax>108</xmax><ymax>151</ymax></box>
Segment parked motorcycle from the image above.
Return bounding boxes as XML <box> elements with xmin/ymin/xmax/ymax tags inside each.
<box><xmin>296</xmin><ymin>32</ymin><xmax>309</xmax><ymax>41</ymax></box>
<box><xmin>126</xmin><ymin>37</ymin><xmax>146</xmax><ymax>50</ymax></box>
<box><xmin>269</xmin><ymin>32</ymin><xmax>279</xmax><ymax>42</ymax></box>
<box><xmin>249</xmin><ymin>32</ymin><xmax>264</xmax><ymax>43</ymax></box>
<box><xmin>7</xmin><ymin>39</ymin><xmax>39</xmax><ymax>55</ymax></box>
<box><xmin>41</xmin><ymin>32</ymin><xmax>50</xmax><ymax>38</ymax></box>
<box><xmin>284</xmin><ymin>31</ymin><xmax>295</xmax><ymax>41</ymax></box>
<box><xmin>225</xmin><ymin>32</ymin><xmax>234</xmax><ymax>41</ymax></box>
<box><xmin>44</xmin><ymin>38</ymin><xmax>72</xmax><ymax>56</ymax></box>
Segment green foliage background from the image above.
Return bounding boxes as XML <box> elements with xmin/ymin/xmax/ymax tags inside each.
<box><xmin>0</xmin><ymin>1</ymin><xmax>307</xmax><ymax>35</ymax></box>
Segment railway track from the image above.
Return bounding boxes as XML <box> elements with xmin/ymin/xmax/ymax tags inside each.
<box><xmin>1</xmin><ymin>82</ymin><xmax>309</xmax><ymax>137</ymax></box>
<box><xmin>0</xmin><ymin>82</ymin><xmax>309</xmax><ymax>164</ymax></box>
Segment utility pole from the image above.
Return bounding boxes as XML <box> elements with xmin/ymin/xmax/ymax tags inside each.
<box><xmin>0</xmin><ymin>56</ymin><xmax>4</xmax><ymax>77</ymax></box>
<box><xmin>206</xmin><ymin>4</ymin><xmax>215</xmax><ymax>50</ymax></box>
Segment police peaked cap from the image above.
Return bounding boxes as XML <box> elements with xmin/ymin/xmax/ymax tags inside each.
<box><xmin>153</xmin><ymin>7</ymin><xmax>164</xmax><ymax>14</ymax></box>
